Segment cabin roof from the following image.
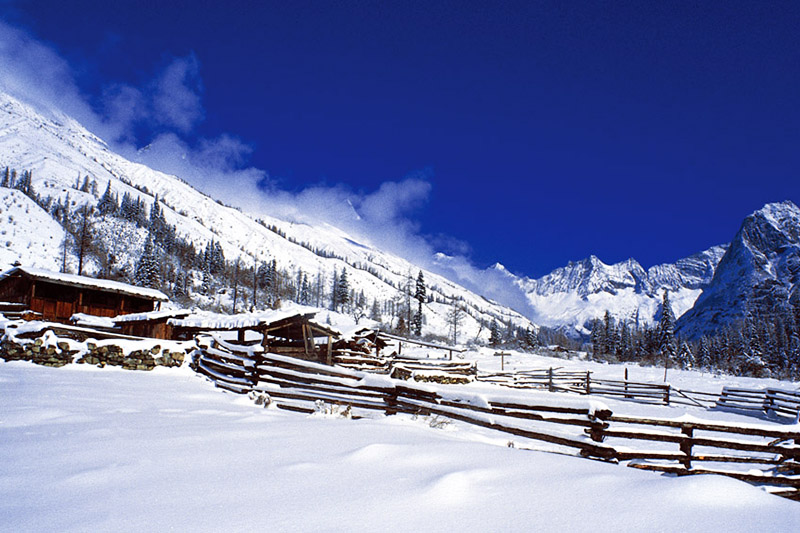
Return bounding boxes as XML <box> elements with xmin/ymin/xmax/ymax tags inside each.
<box><xmin>0</xmin><ymin>266</ymin><xmax>168</xmax><ymax>301</ymax></box>
<box><xmin>166</xmin><ymin>310</ymin><xmax>341</xmax><ymax>338</ymax></box>
<box><xmin>113</xmin><ymin>309</ymin><xmax>192</xmax><ymax>323</ymax></box>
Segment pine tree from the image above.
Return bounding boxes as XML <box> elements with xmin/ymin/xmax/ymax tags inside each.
<box><xmin>697</xmin><ymin>336</ymin><xmax>711</xmax><ymax>369</ymax></box>
<box><xmin>524</xmin><ymin>327</ymin><xmax>538</xmax><ymax>350</ymax></box>
<box><xmin>337</xmin><ymin>270</ymin><xmax>350</xmax><ymax>312</ymax></box>
<box><xmin>590</xmin><ymin>318</ymin><xmax>605</xmax><ymax>359</ymax></box>
<box><xmin>370</xmin><ymin>299</ymin><xmax>382</xmax><ymax>322</ymax></box>
<box><xmin>619</xmin><ymin>321</ymin><xmax>631</xmax><ymax>360</ymax></box>
<box><xmin>134</xmin><ymin>237</ymin><xmax>161</xmax><ymax>288</ymax></box>
<box><xmin>677</xmin><ymin>341</ymin><xmax>695</xmax><ymax>369</ymax></box>
<box><xmin>330</xmin><ymin>268</ymin><xmax>340</xmax><ymax>311</ymax></box>
<box><xmin>412</xmin><ymin>271</ymin><xmax>426</xmax><ymax>335</ymax></box>
<box><xmin>97</xmin><ymin>182</ymin><xmax>118</xmax><ymax>216</ymax></box>
<box><xmin>490</xmin><ymin>320</ymin><xmax>502</xmax><ymax>347</ymax></box>
<box><xmin>300</xmin><ymin>274</ymin><xmax>310</xmax><ymax>305</ymax></box>
<box><xmin>658</xmin><ymin>291</ymin><xmax>676</xmax><ymax>356</ymax></box>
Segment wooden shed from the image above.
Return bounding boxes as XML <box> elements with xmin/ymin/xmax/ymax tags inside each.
<box><xmin>168</xmin><ymin>311</ymin><xmax>341</xmax><ymax>364</ymax></box>
<box><xmin>0</xmin><ymin>266</ymin><xmax>168</xmax><ymax>323</ymax></box>
<box><xmin>113</xmin><ymin>309</ymin><xmax>192</xmax><ymax>339</ymax></box>
<box><xmin>261</xmin><ymin>313</ymin><xmax>341</xmax><ymax>365</ymax></box>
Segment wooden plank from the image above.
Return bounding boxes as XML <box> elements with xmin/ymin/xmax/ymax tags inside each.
<box><xmin>608</xmin><ymin>415</ymin><xmax>800</xmax><ymax>439</ymax></box>
<box><xmin>627</xmin><ymin>463</ymin><xmax>800</xmax><ymax>488</ymax></box>
<box><xmin>259</xmin><ymin>387</ymin><xmax>387</xmax><ymax>412</ymax></box>
<box><xmin>396</xmin><ymin>397</ymin><xmax>616</xmax><ymax>459</ymax></box>
<box><xmin>256</xmin><ymin>375</ymin><xmax>387</xmax><ymax>400</ymax></box>
<box><xmin>436</xmin><ymin>399</ymin><xmax>602</xmax><ymax>429</ymax></box>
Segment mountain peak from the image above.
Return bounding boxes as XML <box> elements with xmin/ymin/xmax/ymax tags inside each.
<box><xmin>676</xmin><ymin>200</ymin><xmax>800</xmax><ymax>338</ymax></box>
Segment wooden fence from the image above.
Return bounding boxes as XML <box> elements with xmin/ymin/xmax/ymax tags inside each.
<box><xmin>192</xmin><ymin>336</ymin><xmax>800</xmax><ymax>499</ymax></box>
<box><xmin>477</xmin><ymin>368</ymin><xmax>721</xmax><ymax>409</ymax></box>
<box><xmin>716</xmin><ymin>386</ymin><xmax>800</xmax><ymax>421</ymax></box>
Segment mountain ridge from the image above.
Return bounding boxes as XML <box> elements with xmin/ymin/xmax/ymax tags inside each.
<box><xmin>0</xmin><ymin>90</ymin><xmax>534</xmax><ymax>341</ymax></box>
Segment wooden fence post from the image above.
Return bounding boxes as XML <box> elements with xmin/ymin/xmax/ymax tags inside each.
<box><xmin>680</xmin><ymin>426</ymin><xmax>694</xmax><ymax>469</ymax></box>
<box><xmin>548</xmin><ymin>367</ymin><xmax>554</xmax><ymax>392</ymax></box>
<box><xmin>624</xmin><ymin>368</ymin><xmax>630</xmax><ymax>398</ymax></box>
<box><xmin>664</xmin><ymin>385</ymin><xmax>671</xmax><ymax>405</ymax></box>
<box><xmin>585</xmin><ymin>371</ymin><xmax>591</xmax><ymax>395</ymax></box>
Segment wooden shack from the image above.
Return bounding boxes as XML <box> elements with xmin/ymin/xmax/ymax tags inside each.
<box><xmin>168</xmin><ymin>311</ymin><xmax>341</xmax><ymax>364</ymax></box>
<box><xmin>0</xmin><ymin>266</ymin><xmax>168</xmax><ymax>323</ymax></box>
<box><xmin>261</xmin><ymin>313</ymin><xmax>341</xmax><ymax>365</ymax></box>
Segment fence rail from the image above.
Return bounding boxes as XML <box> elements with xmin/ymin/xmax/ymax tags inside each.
<box><xmin>192</xmin><ymin>337</ymin><xmax>800</xmax><ymax>499</ymax></box>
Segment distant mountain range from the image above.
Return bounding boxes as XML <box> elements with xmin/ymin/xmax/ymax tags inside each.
<box><xmin>501</xmin><ymin>201</ymin><xmax>799</xmax><ymax>340</ymax></box>
<box><xmin>503</xmin><ymin>245</ymin><xmax>728</xmax><ymax>335</ymax></box>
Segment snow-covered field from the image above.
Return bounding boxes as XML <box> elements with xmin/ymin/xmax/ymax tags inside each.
<box><xmin>2</xmin><ymin>360</ymin><xmax>799</xmax><ymax>532</ymax></box>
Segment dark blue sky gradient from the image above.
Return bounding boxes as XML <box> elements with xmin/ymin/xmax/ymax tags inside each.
<box><xmin>3</xmin><ymin>1</ymin><xmax>799</xmax><ymax>277</ymax></box>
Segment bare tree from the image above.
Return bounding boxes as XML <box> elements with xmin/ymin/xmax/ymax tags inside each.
<box><xmin>447</xmin><ymin>299</ymin><xmax>465</xmax><ymax>346</ymax></box>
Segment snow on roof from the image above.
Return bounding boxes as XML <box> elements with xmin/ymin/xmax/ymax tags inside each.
<box><xmin>113</xmin><ymin>309</ymin><xmax>192</xmax><ymax>323</ymax></box>
<box><xmin>167</xmin><ymin>309</ymin><xmax>302</xmax><ymax>330</ymax></box>
<box><xmin>0</xmin><ymin>266</ymin><xmax>168</xmax><ymax>301</ymax></box>
<box><xmin>70</xmin><ymin>313</ymin><xmax>117</xmax><ymax>329</ymax></box>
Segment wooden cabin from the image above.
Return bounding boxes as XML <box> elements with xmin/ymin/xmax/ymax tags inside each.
<box><xmin>0</xmin><ymin>266</ymin><xmax>168</xmax><ymax>323</ymax></box>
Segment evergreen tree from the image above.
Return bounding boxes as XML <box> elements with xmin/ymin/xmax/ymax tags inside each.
<box><xmin>97</xmin><ymin>182</ymin><xmax>118</xmax><ymax>216</ymax></box>
<box><xmin>337</xmin><ymin>270</ymin><xmax>350</xmax><ymax>312</ymax></box>
<box><xmin>619</xmin><ymin>321</ymin><xmax>631</xmax><ymax>360</ymax></box>
<box><xmin>300</xmin><ymin>274</ymin><xmax>310</xmax><ymax>305</ymax></box>
<box><xmin>697</xmin><ymin>336</ymin><xmax>711</xmax><ymax>369</ymax></box>
<box><xmin>134</xmin><ymin>237</ymin><xmax>161</xmax><ymax>288</ymax></box>
<box><xmin>524</xmin><ymin>327</ymin><xmax>539</xmax><ymax>350</ymax></box>
<box><xmin>590</xmin><ymin>318</ymin><xmax>605</xmax><ymax>359</ymax></box>
<box><xmin>658</xmin><ymin>290</ymin><xmax>677</xmax><ymax>379</ymax></box>
<box><xmin>330</xmin><ymin>268</ymin><xmax>340</xmax><ymax>311</ymax></box>
<box><xmin>411</xmin><ymin>270</ymin><xmax>426</xmax><ymax>336</ymax></box>
<box><xmin>490</xmin><ymin>320</ymin><xmax>502</xmax><ymax>347</ymax></box>
<box><xmin>658</xmin><ymin>291</ymin><xmax>677</xmax><ymax>358</ymax></box>
<box><xmin>1</xmin><ymin>167</ymin><xmax>10</xmax><ymax>188</ymax></box>
<box><xmin>677</xmin><ymin>341</ymin><xmax>696</xmax><ymax>369</ymax></box>
<box><xmin>370</xmin><ymin>299</ymin><xmax>382</xmax><ymax>322</ymax></box>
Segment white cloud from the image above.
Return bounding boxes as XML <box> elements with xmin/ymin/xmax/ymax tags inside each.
<box><xmin>0</xmin><ymin>19</ymin><xmax>99</xmax><ymax>132</ymax></box>
<box><xmin>150</xmin><ymin>54</ymin><xmax>203</xmax><ymax>133</ymax></box>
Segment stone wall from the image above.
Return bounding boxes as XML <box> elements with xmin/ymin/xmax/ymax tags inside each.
<box><xmin>0</xmin><ymin>330</ymin><xmax>188</xmax><ymax>370</ymax></box>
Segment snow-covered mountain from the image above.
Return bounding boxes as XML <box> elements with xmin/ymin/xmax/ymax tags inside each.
<box><xmin>676</xmin><ymin>200</ymin><xmax>800</xmax><ymax>339</ymax></box>
<box><xmin>510</xmin><ymin>246</ymin><xmax>728</xmax><ymax>335</ymax></box>
<box><xmin>0</xmin><ymin>90</ymin><xmax>533</xmax><ymax>341</ymax></box>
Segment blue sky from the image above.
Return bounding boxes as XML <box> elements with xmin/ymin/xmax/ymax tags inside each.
<box><xmin>1</xmin><ymin>1</ymin><xmax>799</xmax><ymax>282</ymax></box>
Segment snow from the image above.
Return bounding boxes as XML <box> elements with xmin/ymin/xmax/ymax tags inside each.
<box><xmin>112</xmin><ymin>308</ymin><xmax>191</xmax><ymax>323</ymax></box>
<box><xmin>167</xmin><ymin>309</ymin><xmax>308</xmax><ymax>330</ymax></box>
<box><xmin>0</xmin><ymin>265</ymin><xmax>168</xmax><ymax>301</ymax></box>
<box><xmin>70</xmin><ymin>313</ymin><xmax>116</xmax><ymax>329</ymax></box>
<box><xmin>0</xmin><ymin>188</ymin><xmax>67</xmax><ymax>272</ymax></box>
<box><xmin>1</xmin><ymin>361</ymin><xmax>798</xmax><ymax>531</ymax></box>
